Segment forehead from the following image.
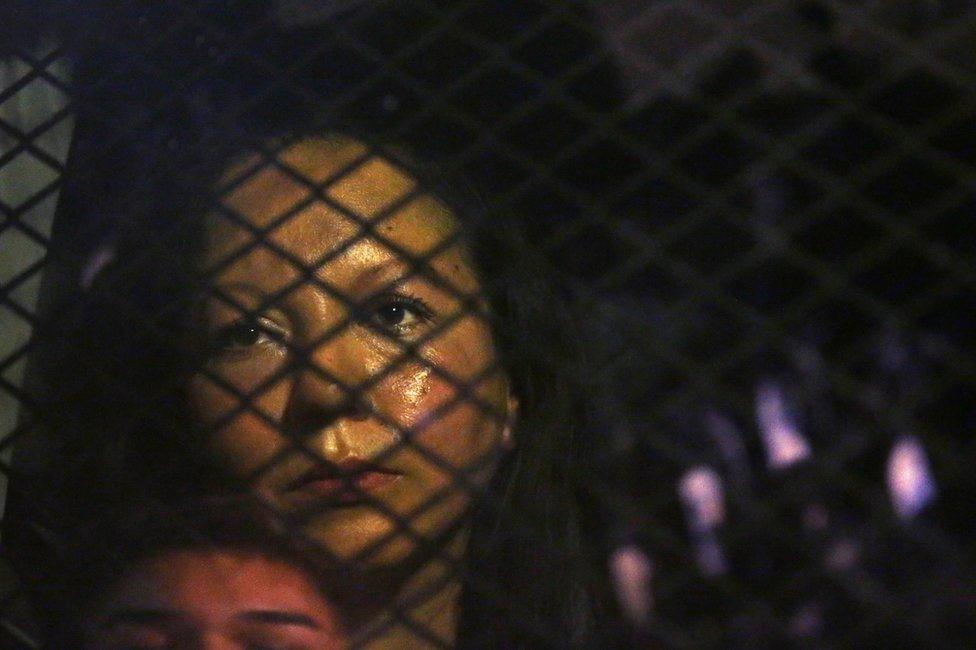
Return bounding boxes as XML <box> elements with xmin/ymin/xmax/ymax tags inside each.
<box><xmin>205</xmin><ymin>137</ymin><xmax>460</xmax><ymax>274</ymax></box>
<box><xmin>104</xmin><ymin>551</ymin><xmax>323</xmax><ymax>609</ymax></box>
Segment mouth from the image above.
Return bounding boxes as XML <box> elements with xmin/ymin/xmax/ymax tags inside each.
<box><xmin>283</xmin><ymin>458</ymin><xmax>402</xmax><ymax>509</ymax></box>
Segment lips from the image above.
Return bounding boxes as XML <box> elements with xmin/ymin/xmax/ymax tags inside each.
<box><xmin>283</xmin><ymin>458</ymin><xmax>401</xmax><ymax>508</ymax></box>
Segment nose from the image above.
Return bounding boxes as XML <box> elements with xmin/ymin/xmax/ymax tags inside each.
<box><xmin>280</xmin><ymin>328</ymin><xmax>368</xmax><ymax>438</ymax></box>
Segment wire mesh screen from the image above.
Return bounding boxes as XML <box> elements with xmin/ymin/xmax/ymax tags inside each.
<box><xmin>2</xmin><ymin>0</ymin><xmax>976</xmax><ymax>647</ymax></box>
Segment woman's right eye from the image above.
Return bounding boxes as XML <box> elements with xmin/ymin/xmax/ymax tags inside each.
<box><xmin>209</xmin><ymin>318</ymin><xmax>288</xmax><ymax>356</ymax></box>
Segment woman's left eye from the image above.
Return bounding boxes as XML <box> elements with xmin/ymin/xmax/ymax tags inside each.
<box><xmin>363</xmin><ymin>295</ymin><xmax>433</xmax><ymax>334</ymax></box>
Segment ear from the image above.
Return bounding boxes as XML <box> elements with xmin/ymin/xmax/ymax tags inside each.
<box><xmin>501</xmin><ymin>389</ymin><xmax>519</xmax><ymax>450</ymax></box>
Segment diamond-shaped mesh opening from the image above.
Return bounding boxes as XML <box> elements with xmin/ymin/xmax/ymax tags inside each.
<box><xmin>2</xmin><ymin>1</ymin><xmax>976</xmax><ymax>648</ymax></box>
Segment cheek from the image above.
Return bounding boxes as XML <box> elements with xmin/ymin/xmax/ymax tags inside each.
<box><xmin>411</xmin><ymin>375</ymin><xmax>508</xmax><ymax>467</ymax></box>
<box><xmin>371</xmin><ymin>364</ymin><xmax>431</xmax><ymax>430</ymax></box>
<box><xmin>373</xmin><ymin>320</ymin><xmax>510</xmax><ymax>475</ymax></box>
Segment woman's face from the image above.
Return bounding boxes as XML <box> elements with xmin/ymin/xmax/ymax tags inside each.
<box><xmin>188</xmin><ymin>137</ymin><xmax>515</xmax><ymax>564</ymax></box>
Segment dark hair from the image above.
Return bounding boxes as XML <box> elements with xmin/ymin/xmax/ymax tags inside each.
<box><xmin>14</xmin><ymin>3</ymin><xmax>618</xmax><ymax>646</ymax></box>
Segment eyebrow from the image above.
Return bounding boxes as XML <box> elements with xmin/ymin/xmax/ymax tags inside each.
<box><xmin>237</xmin><ymin>610</ymin><xmax>322</xmax><ymax>629</ymax></box>
<box><xmin>347</xmin><ymin>258</ymin><xmax>417</xmax><ymax>293</ymax></box>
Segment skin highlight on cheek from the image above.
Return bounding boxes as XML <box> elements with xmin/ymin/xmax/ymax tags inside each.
<box><xmin>377</xmin><ymin>365</ymin><xmax>432</xmax><ymax>430</ymax></box>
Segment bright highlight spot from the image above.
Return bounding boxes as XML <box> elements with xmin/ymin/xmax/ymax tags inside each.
<box><xmin>609</xmin><ymin>545</ymin><xmax>654</xmax><ymax>626</ymax></box>
<box><xmin>756</xmin><ymin>380</ymin><xmax>811</xmax><ymax>470</ymax></box>
<box><xmin>886</xmin><ymin>435</ymin><xmax>937</xmax><ymax>521</ymax></box>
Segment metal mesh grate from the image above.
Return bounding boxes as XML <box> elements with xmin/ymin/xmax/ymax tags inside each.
<box><xmin>2</xmin><ymin>1</ymin><xmax>975</xmax><ymax>647</ymax></box>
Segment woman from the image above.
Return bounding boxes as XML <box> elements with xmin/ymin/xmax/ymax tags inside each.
<box><xmin>12</xmin><ymin>3</ymin><xmax>619</xmax><ymax>646</ymax></box>
<box><xmin>184</xmin><ymin>131</ymin><xmax>572</xmax><ymax>646</ymax></box>
<box><xmin>22</xmin><ymin>123</ymin><xmax>600</xmax><ymax>647</ymax></box>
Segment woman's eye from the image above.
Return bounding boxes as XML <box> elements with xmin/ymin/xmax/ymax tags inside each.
<box><xmin>210</xmin><ymin>319</ymin><xmax>287</xmax><ymax>354</ymax></box>
<box><xmin>365</xmin><ymin>295</ymin><xmax>433</xmax><ymax>334</ymax></box>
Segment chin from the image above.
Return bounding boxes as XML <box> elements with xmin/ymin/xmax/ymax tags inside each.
<box><xmin>302</xmin><ymin>495</ymin><xmax>470</xmax><ymax>568</ymax></box>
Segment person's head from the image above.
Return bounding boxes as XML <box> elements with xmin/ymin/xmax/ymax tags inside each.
<box><xmin>55</xmin><ymin>499</ymin><xmax>347</xmax><ymax>649</ymax></box>
<box><xmin>29</xmin><ymin>116</ymin><xmax>595</xmax><ymax>645</ymax></box>
<box><xmin>186</xmin><ymin>134</ymin><xmax>518</xmax><ymax>566</ymax></box>
<box><xmin>88</xmin><ymin>553</ymin><xmax>342</xmax><ymax>650</ymax></box>
<box><xmin>31</xmin><ymin>14</ymin><xmax>604</xmax><ymax>638</ymax></box>
<box><xmin>28</xmin><ymin>118</ymin><xmax>594</xmax><ymax>644</ymax></box>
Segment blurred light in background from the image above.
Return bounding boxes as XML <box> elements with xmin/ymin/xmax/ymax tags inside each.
<box><xmin>679</xmin><ymin>466</ymin><xmax>727</xmax><ymax>576</ymax></box>
<box><xmin>756</xmin><ymin>379</ymin><xmax>811</xmax><ymax>471</ymax></box>
<box><xmin>887</xmin><ymin>435</ymin><xmax>937</xmax><ymax>521</ymax></box>
<box><xmin>609</xmin><ymin>544</ymin><xmax>654</xmax><ymax>627</ymax></box>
